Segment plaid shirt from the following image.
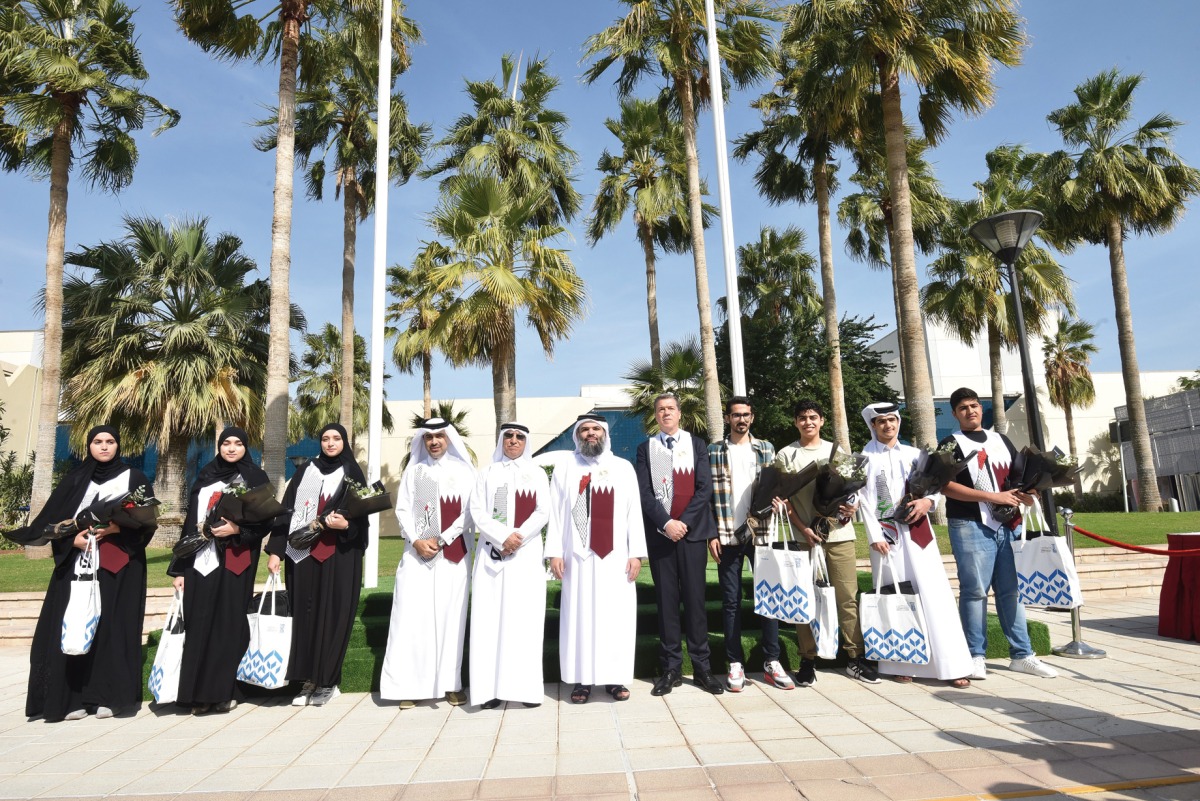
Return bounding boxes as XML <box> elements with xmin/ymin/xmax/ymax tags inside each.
<box><xmin>708</xmin><ymin>437</ymin><xmax>776</xmax><ymax>546</ymax></box>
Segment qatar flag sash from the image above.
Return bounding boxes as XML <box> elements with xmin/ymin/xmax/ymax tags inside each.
<box><xmin>953</xmin><ymin>430</ymin><xmax>1016</xmax><ymax>531</ymax></box>
<box><xmin>649</xmin><ymin>434</ymin><xmax>695</xmax><ymax>521</ymax></box>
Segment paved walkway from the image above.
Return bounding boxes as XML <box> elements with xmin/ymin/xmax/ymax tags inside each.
<box><xmin>1</xmin><ymin>598</ymin><xmax>1198</xmax><ymax>801</ymax></box>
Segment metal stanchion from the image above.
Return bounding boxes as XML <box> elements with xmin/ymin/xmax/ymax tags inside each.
<box><xmin>1051</xmin><ymin>507</ymin><xmax>1107</xmax><ymax>659</ymax></box>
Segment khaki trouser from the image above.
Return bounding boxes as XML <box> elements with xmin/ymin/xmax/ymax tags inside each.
<box><xmin>795</xmin><ymin>539</ymin><xmax>863</xmax><ymax>661</ymax></box>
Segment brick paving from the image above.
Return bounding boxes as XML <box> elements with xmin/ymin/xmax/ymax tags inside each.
<box><xmin>1</xmin><ymin>597</ymin><xmax>1198</xmax><ymax>800</ymax></box>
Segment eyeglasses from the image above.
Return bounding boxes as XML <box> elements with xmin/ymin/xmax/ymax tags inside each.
<box><xmin>729</xmin><ymin>412</ymin><xmax>753</xmax><ymax>419</ymax></box>
<box><xmin>503</xmin><ymin>432</ymin><xmax>527</xmax><ymax>441</ymax></box>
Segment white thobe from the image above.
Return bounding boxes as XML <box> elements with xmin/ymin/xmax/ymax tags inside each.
<box><xmin>861</xmin><ymin>440</ymin><xmax>973</xmax><ymax>680</ymax></box>
<box><xmin>467</xmin><ymin>458</ymin><xmax>550</xmax><ymax>705</ymax></box>
<box><xmin>380</xmin><ymin>456</ymin><xmax>477</xmax><ymax>700</ymax></box>
<box><xmin>545</xmin><ymin>452</ymin><xmax>647</xmax><ymax>686</ymax></box>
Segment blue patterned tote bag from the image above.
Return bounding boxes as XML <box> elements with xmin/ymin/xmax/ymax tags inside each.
<box><xmin>753</xmin><ymin>512</ymin><xmax>814</xmax><ymax>624</ymax></box>
<box><xmin>861</xmin><ymin>555</ymin><xmax>930</xmax><ymax>664</ymax></box>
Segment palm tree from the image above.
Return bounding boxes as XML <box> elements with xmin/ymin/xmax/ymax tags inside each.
<box><xmin>420</xmin><ymin>57</ymin><xmax>584</xmax><ymax>430</ymax></box>
<box><xmin>1039</xmin><ymin>70</ymin><xmax>1200</xmax><ymax>512</ymax></box>
<box><xmin>57</xmin><ymin>216</ymin><xmax>303</xmax><ymax>518</ymax></box>
<box><xmin>587</xmin><ymin>98</ymin><xmax>711</xmax><ymax>372</ymax></box>
<box><xmin>724</xmin><ymin>226</ymin><xmax>820</xmax><ymax>323</ymax></box>
<box><xmin>422</xmin><ymin>54</ymin><xmax>581</xmax><ymax>228</ymax></box>
<box><xmin>734</xmin><ymin>33</ymin><xmax>862</xmax><ymax>451</ymax></box>
<box><xmin>1</xmin><ymin>0</ymin><xmax>179</xmax><ymax>521</ymax></box>
<box><xmin>924</xmin><ymin>199</ymin><xmax>1073</xmax><ymax>435</ymax></box>
<box><xmin>402</xmin><ymin>400</ymin><xmax>476</xmax><ymax>468</ymax></box>
<box><xmin>172</xmin><ymin>0</ymin><xmax>364</xmax><ymax>488</ymax></box>
<box><xmin>837</xmin><ymin>130</ymin><xmax>948</xmax><ymax>391</ymax></box>
<box><xmin>424</xmin><ymin>172</ymin><xmax>585</xmax><ymax>431</ymax></box>
<box><xmin>786</xmin><ymin>0</ymin><xmax>1025</xmax><ymax>449</ymax></box>
<box><xmin>583</xmin><ymin>0</ymin><xmax>780</xmax><ymax>441</ymax></box>
<box><xmin>625</xmin><ymin>338</ymin><xmax>711</xmax><ymax>438</ymax></box>
<box><xmin>1042</xmin><ymin>317</ymin><xmax>1097</xmax><ymax>499</ymax></box>
<box><xmin>294</xmin><ymin>323</ymin><xmax>393</xmax><ymax>439</ymax></box>
<box><xmin>387</xmin><ymin>252</ymin><xmax>454</xmax><ymax>419</ymax></box>
<box><xmin>258</xmin><ymin>7</ymin><xmax>428</xmax><ymax>434</ymax></box>
<box><xmin>924</xmin><ymin>145</ymin><xmax>1074</xmax><ymax>434</ymax></box>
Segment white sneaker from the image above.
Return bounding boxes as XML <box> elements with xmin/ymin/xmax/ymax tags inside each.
<box><xmin>292</xmin><ymin>680</ymin><xmax>317</xmax><ymax>706</ymax></box>
<box><xmin>970</xmin><ymin>656</ymin><xmax>988</xmax><ymax>680</ymax></box>
<box><xmin>763</xmin><ymin>660</ymin><xmax>795</xmax><ymax>690</ymax></box>
<box><xmin>727</xmin><ymin>662</ymin><xmax>746</xmax><ymax>693</ymax></box>
<box><xmin>1009</xmin><ymin>656</ymin><xmax>1057</xmax><ymax>678</ymax></box>
<box><xmin>64</xmin><ymin>709</ymin><xmax>88</xmax><ymax>721</ymax></box>
<box><xmin>309</xmin><ymin>686</ymin><xmax>341</xmax><ymax>706</ymax></box>
<box><xmin>94</xmin><ymin>706</ymin><xmax>114</xmax><ymax>719</ymax></box>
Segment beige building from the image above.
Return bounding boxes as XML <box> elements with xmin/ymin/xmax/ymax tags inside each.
<box><xmin>871</xmin><ymin>321</ymin><xmax>1190</xmax><ymax>495</ymax></box>
<box><xmin>0</xmin><ymin>330</ymin><xmax>42</xmax><ymax>460</ymax></box>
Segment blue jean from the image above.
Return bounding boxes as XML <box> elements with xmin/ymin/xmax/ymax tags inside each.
<box><xmin>717</xmin><ymin>539</ymin><xmax>780</xmax><ymax>666</ymax></box>
<box><xmin>948</xmin><ymin>518</ymin><xmax>1033</xmax><ymax>660</ymax></box>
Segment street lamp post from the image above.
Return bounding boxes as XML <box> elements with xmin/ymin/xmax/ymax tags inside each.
<box><xmin>969</xmin><ymin>209</ymin><xmax>1105</xmax><ymax>660</ymax></box>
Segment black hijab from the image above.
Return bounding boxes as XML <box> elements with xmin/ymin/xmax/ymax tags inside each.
<box><xmin>5</xmin><ymin>425</ymin><xmax>133</xmax><ymax>546</ymax></box>
<box><xmin>312</xmin><ymin>423</ymin><xmax>366</xmax><ymax>483</ymax></box>
<box><xmin>196</xmin><ymin>426</ymin><xmax>268</xmax><ymax>487</ymax></box>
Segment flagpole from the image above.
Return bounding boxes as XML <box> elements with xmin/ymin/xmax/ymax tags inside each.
<box><xmin>365</xmin><ymin>0</ymin><xmax>394</xmax><ymax>590</ymax></box>
<box><xmin>704</xmin><ymin>0</ymin><xmax>746</xmax><ymax>395</ymax></box>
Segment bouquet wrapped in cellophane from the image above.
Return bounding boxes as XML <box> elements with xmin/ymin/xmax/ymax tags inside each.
<box><xmin>742</xmin><ymin>460</ymin><xmax>820</xmax><ymax>544</ymax></box>
<box><xmin>893</xmin><ymin>441</ymin><xmax>975</xmax><ymax>523</ymax></box>
<box><xmin>811</xmin><ymin>445</ymin><xmax>868</xmax><ymax>540</ymax></box>
<box><xmin>336</xmin><ymin>479</ymin><xmax>392</xmax><ymax>518</ymax></box>
<box><xmin>992</xmin><ymin>446</ymin><xmax>1080</xmax><ymax>525</ymax></box>
<box><xmin>174</xmin><ymin>480</ymin><xmax>285</xmax><ymax>558</ymax></box>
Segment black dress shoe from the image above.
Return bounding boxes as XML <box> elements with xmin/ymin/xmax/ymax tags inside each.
<box><xmin>693</xmin><ymin>669</ymin><xmax>725</xmax><ymax>695</ymax></box>
<box><xmin>481</xmin><ymin>698</ymin><xmax>503</xmax><ymax>710</ymax></box>
<box><xmin>651</xmin><ymin>669</ymin><xmax>683</xmax><ymax>696</ymax></box>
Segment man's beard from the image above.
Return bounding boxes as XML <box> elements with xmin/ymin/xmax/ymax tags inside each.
<box><xmin>579</xmin><ymin>437</ymin><xmax>605</xmax><ymax>458</ymax></box>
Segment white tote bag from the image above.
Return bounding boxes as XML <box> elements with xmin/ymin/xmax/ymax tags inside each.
<box><xmin>753</xmin><ymin>513</ymin><xmax>814</xmax><ymax>624</ymax></box>
<box><xmin>237</xmin><ymin>574</ymin><xmax>292</xmax><ymax>689</ymax></box>
<box><xmin>810</xmin><ymin>544</ymin><xmax>839</xmax><ymax>659</ymax></box>
<box><xmin>860</xmin><ymin>555</ymin><xmax>930</xmax><ymax>665</ymax></box>
<box><xmin>1014</xmin><ymin>499</ymin><xmax>1084</xmax><ymax>609</ymax></box>
<box><xmin>61</xmin><ymin>535</ymin><xmax>102</xmax><ymax>655</ymax></box>
<box><xmin>148</xmin><ymin>589</ymin><xmax>186</xmax><ymax>704</ymax></box>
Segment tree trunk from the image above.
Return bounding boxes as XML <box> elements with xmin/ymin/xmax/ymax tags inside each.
<box><xmin>340</xmin><ymin>166</ymin><xmax>357</xmax><ymax>439</ymax></box>
<box><xmin>262</xmin><ymin>12</ymin><xmax>303</xmax><ymax>492</ymax></box>
<box><xmin>884</xmin><ymin>218</ymin><xmax>907</xmax><ymax>393</ymax></box>
<box><xmin>28</xmin><ymin>98</ymin><xmax>78</xmax><ymax>560</ymax></box>
<box><xmin>876</xmin><ymin>58</ymin><xmax>937</xmax><ymax>450</ymax></box>
<box><xmin>491</xmin><ymin>318</ymin><xmax>517</xmax><ymax>435</ymax></box>
<box><xmin>1106</xmin><ymin>216</ymin><xmax>1162</xmax><ymax>511</ymax></box>
<box><xmin>814</xmin><ymin>154</ymin><xmax>849</xmax><ymax>452</ymax></box>
<box><xmin>157</xmin><ymin>433</ymin><xmax>191</xmax><ymax>523</ymax></box>
<box><xmin>635</xmin><ymin>215</ymin><xmax>662</xmax><ymax>372</ymax></box>
<box><xmin>1064</xmin><ymin>401</ymin><xmax>1084</xmax><ymax>499</ymax></box>
<box><xmin>422</xmin><ymin>350</ymin><xmax>432</xmax><ymax>419</ymax></box>
<box><xmin>987</xmin><ymin>320</ymin><xmax>1008</xmax><ymax>434</ymax></box>
<box><xmin>675</xmin><ymin>75</ymin><xmax>723</xmax><ymax>442</ymax></box>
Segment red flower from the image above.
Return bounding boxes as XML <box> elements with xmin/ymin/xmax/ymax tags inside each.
<box><xmin>578</xmin><ymin>474</ymin><xmax>591</xmax><ymax>494</ymax></box>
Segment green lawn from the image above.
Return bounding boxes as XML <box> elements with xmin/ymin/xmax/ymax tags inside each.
<box><xmin>6</xmin><ymin>509</ymin><xmax>1197</xmax><ymax>594</ymax></box>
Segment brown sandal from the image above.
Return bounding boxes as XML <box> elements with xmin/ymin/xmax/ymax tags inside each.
<box><xmin>949</xmin><ymin>678</ymin><xmax>971</xmax><ymax>688</ymax></box>
<box><xmin>892</xmin><ymin>675</ymin><xmax>914</xmax><ymax>683</ymax></box>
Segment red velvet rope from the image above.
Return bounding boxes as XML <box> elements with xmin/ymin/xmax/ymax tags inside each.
<box><xmin>1068</xmin><ymin>525</ymin><xmax>1200</xmax><ymax>556</ymax></box>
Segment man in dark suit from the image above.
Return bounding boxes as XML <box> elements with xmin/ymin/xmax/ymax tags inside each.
<box><xmin>635</xmin><ymin>393</ymin><xmax>724</xmax><ymax>695</ymax></box>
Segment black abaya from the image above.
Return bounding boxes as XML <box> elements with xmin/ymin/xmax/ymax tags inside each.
<box><xmin>265</xmin><ymin>431</ymin><xmax>369</xmax><ymax>689</ymax></box>
<box><xmin>167</xmin><ymin>430</ymin><xmax>270</xmax><ymax>707</ymax></box>
<box><xmin>26</xmin><ymin>463</ymin><xmax>156</xmax><ymax>722</ymax></box>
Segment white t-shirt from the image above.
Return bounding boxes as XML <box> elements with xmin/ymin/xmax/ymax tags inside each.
<box><xmin>728</xmin><ymin>441</ymin><xmax>757</xmax><ymax>528</ymax></box>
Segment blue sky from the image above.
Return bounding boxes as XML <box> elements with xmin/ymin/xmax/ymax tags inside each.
<box><xmin>3</xmin><ymin>0</ymin><xmax>1199</xmax><ymax>404</ymax></box>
